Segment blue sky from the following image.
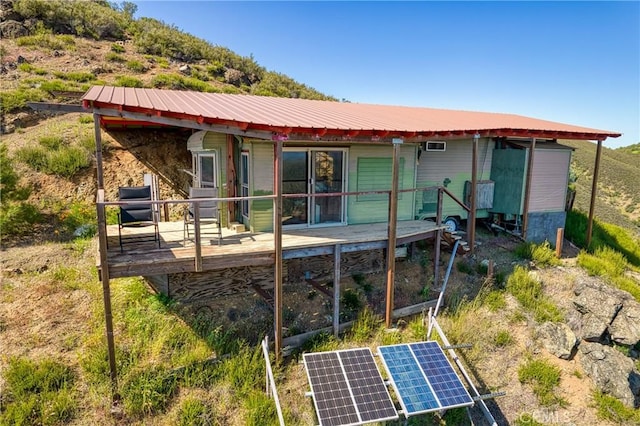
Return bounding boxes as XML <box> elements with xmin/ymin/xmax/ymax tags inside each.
<box><xmin>132</xmin><ymin>1</ymin><xmax>639</xmax><ymax>148</ymax></box>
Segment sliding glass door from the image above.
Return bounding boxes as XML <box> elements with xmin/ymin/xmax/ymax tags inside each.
<box><xmin>282</xmin><ymin>149</ymin><xmax>346</xmax><ymax>227</ymax></box>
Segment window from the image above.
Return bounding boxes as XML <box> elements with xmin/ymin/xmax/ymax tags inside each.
<box><xmin>193</xmin><ymin>152</ymin><xmax>217</xmax><ymax>188</ymax></box>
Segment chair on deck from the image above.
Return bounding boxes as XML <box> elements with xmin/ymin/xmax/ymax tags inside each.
<box><xmin>184</xmin><ymin>187</ymin><xmax>222</xmax><ymax>246</ymax></box>
<box><xmin>117</xmin><ymin>186</ymin><xmax>160</xmax><ymax>252</ymax></box>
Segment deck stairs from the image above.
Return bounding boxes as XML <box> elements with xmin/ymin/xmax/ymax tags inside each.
<box><xmin>442</xmin><ymin>231</ymin><xmax>470</xmax><ymax>255</ymax></box>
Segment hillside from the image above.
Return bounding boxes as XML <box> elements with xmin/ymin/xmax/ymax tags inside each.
<box><xmin>1</xmin><ymin>2</ymin><xmax>640</xmax><ymax>426</ymax></box>
<box><xmin>562</xmin><ymin>139</ymin><xmax>640</xmax><ymax>235</ymax></box>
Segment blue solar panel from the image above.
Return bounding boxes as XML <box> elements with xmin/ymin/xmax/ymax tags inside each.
<box><xmin>410</xmin><ymin>341</ymin><xmax>474</xmax><ymax>408</ymax></box>
<box><xmin>378</xmin><ymin>341</ymin><xmax>473</xmax><ymax>416</ymax></box>
<box><xmin>378</xmin><ymin>345</ymin><xmax>438</xmax><ymax>414</ymax></box>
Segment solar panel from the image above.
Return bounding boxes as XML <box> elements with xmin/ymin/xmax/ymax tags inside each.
<box><xmin>303</xmin><ymin>348</ymin><xmax>398</xmax><ymax>426</ymax></box>
<box><xmin>378</xmin><ymin>341</ymin><xmax>473</xmax><ymax>416</ymax></box>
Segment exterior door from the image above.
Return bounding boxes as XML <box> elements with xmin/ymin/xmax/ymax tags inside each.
<box><xmin>282</xmin><ymin>149</ymin><xmax>346</xmax><ymax>227</ymax></box>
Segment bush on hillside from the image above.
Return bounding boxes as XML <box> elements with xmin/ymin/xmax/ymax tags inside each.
<box><xmin>566</xmin><ymin>210</ymin><xmax>640</xmax><ymax>267</ymax></box>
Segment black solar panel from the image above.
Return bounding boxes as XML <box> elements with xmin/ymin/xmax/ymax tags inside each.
<box><xmin>303</xmin><ymin>348</ymin><xmax>398</xmax><ymax>426</ymax></box>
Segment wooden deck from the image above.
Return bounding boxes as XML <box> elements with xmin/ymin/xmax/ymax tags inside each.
<box><xmin>102</xmin><ymin>220</ymin><xmax>443</xmax><ymax>278</ymax></box>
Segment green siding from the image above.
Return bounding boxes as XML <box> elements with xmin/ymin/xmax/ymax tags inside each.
<box><xmin>490</xmin><ymin>149</ymin><xmax>526</xmax><ymax>214</ymax></box>
<box><xmin>348</xmin><ymin>145</ymin><xmax>416</xmax><ymax>224</ymax></box>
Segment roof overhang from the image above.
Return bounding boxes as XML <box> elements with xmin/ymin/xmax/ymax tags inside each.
<box><xmin>82</xmin><ymin>86</ymin><xmax>622</xmax><ymax>143</ymax></box>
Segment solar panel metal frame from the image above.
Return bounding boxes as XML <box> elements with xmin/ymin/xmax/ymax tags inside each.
<box><xmin>303</xmin><ymin>347</ymin><xmax>399</xmax><ymax>426</ymax></box>
<box><xmin>378</xmin><ymin>341</ymin><xmax>474</xmax><ymax>416</ymax></box>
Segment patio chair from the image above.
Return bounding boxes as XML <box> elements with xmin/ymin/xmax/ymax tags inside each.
<box><xmin>117</xmin><ymin>186</ymin><xmax>160</xmax><ymax>252</ymax></box>
<box><xmin>184</xmin><ymin>187</ymin><xmax>222</xmax><ymax>246</ymax></box>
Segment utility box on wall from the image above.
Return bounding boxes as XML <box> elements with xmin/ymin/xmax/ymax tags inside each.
<box><xmin>464</xmin><ymin>180</ymin><xmax>495</xmax><ymax>210</ymax></box>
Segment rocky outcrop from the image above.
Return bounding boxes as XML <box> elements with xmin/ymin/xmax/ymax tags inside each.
<box><xmin>579</xmin><ymin>342</ymin><xmax>640</xmax><ymax>408</ymax></box>
<box><xmin>0</xmin><ymin>20</ymin><xmax>27</xmax><ymax>38</ymax></box>
<box><xmin>572</xmin><ymin>276</ymin><xmax>640</xmax><ymax>347</ymax></box>
<box><xmin>536</xmin><ymin>322</ymin><xmax>577</xmax><ymax>360</ymax></box>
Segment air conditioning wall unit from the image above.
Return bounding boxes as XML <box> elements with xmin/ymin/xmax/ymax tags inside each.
<box><xmin>424</xmin><ymin>141</ymin><xmax>446</xmax><ymax>151</ymax></box>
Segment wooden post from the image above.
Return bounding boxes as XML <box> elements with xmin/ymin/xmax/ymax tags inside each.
<box><xmin>587</xmin><ymin>139</ymin><xmax>603</xmax><ymax>247</ymax></box>
<box><xmin>193</xmin><ymin>201</ymin><xmax>202</xmax><ymax>272</ymax></box>
<box><xmin>96</xmin><ymin>191</ymin><xmax>118</xmax><ymax>402</ymax></box>
<box><xmin>273</xmin><ymin>140</ymin><xmax>284</xmax><ymax>361</ymax></box>
<box><xmin>522</xmin><ymin>138</ymin><xmax>537</xmax><ymax>240</ymax></box>
<box><xmin>469</xmin><ymin>134</ymin><xmax>479</xmax><ymax>253</ymax></box>
<box><xmin>385</xmin><ymin>139</ymin><xmax>401</xmax><ymax>328</ymax></box>
<box><xmin>434</xmin><ymin>188</ymin><xmax>443</xmax><ymax>287</ymax></box>
<box><xmin>556</xmin><ymin>228</ymin><xmax>564</xmax><ymax>258</ymax></box>
<box><xmin>93</xmin><ymin>113</ymin><xmax>104</xmax><ymax>190</ymax></box>
<box><xmin>487</xmin><ymin>260</ymin><xmax>494</xmax><ymax>278</ymax></box>
<box><xmin>333</xmin><ymin>244</ymin><xmax>341</xmax><ymax>337</ymax></box>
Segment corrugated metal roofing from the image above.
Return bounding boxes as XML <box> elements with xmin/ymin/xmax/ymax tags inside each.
<box><xmin>82</xmin><ymin>86</ymin><xmax>620</xmax><ymax>140</ymax></box>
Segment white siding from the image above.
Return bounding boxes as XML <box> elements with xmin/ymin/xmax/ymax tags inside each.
<box><xmin>529</xmin><ymin>149</ymin><xmax>571</xmax><ymax>212</ymax></box>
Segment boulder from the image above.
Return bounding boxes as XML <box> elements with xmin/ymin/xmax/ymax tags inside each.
<box><xmin>537</xmin><ymin>322</ymin><xmax>578</xmax><ymax>359</ymax></box>
<box><xmin>579</xmin><ymin>313</ymin><xmax>609</xmax><ymax>342</ymax></box>
<box><xmin>573</xmin><ymin>278</ymin><xmax>623</xmax><ymax>323</ymax></box>
<box><xmin>610</xmin><ymin>300</ymin><xmax>640</xmax><ymax>346</ymax></box>
<box><xmin>0</xmin><ymin>20</ymin><xmax>28</xmax><ymax>38</ymax></box>
<box><xmin>579</xmin><ymin>341</ymin><xmax>640</xmax><ymax>408</ymax></box>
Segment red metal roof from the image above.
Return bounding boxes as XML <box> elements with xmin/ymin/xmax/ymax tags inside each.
<box><xmin>82</xmin><ymin>86</ymin><xmax>620</xmax><ymax>141</ymax></box>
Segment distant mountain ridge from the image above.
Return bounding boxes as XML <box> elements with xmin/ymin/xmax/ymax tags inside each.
<box><xmin>562</xmin><ymin>139</ymin><xmax>640</xmax><ymax>235</ymax></box>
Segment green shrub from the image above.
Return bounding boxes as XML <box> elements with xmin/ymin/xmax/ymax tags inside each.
<box><xmin>111</xmin><ymin>43</ymin><xmax>126</xmax><ymax>53</ymax></box>
<box><xmin>593</xmin><ymin>391</ymin><xmax>640</xmax><ymax>424</ymax></box>
<box><xmin>494</xmin><ymin>330</ymin><xmax>513</xmax><ymax>347</ymax></box>
<box><xmin>115</xmin><ymin>75</ymin><xmax>144</xmax><ymax>88</ymax></box>
<box><xmin>0</xmin><ymin>357</ymin><xmax>76</xmax><ymax>425</ymax></box>
<box><xmin>151</xmin><ymin>73</ymin><xmax>217</xmax><ymax>92</ymax></box>
<box><xmin>126</xmin><ymin>60</ymin><xmax>146</xmax><ymax>73</ymax></box>
<box><xmin>53</xmin><ymin>71</ymin><xmax>95</xmax><ymax>83</ymax></box>
<box><xmin>0</xmin><ymin>87</ymin><xmax>46</xmax><ymax>113</ymax></box>
<box><xmin>121</xmin><ymin>366</ymin><xmax>178</xmax><ymax>417</ymax></box>
<box><xmin>46</xmin><ymin>146</ymin><xmax>91</xmax><ymax>177</ymax></box>
<box><xmin>17</xmin><ymin>62</ymin><xmax>34</xmax><ymax>72</ymax></box>
<box><xmin>244</xmin><ymin>392</ymin><xmax>278</xmax><ymax>426</ymax></box>
<box><xmin>578</xmin><ymin>246</ymin><xmax>627</xmax><ymax>277</ymax></box>
<box><xmin>16</xmin><ymin>32</ymin><xmax>75</xmax><ymax>50</ymax></box>
<box><xmin>518</xmin><ymin>358</ymin><xmax>566</xmax><ymax>406</ymax></box>
<box><xmin>482</xmin><ymin>290</ymin><xmax>506</xmax><ymax>312</ymax></box>
<box><xmin>176</xmin><ymin>398</ymin><xmax>214</xmax><ymax>426</ymax></box>
<box><xmin>347</xmin><ymin>306</ymin><xmax>382</xmax><ymax>343</ymax></box>
<box><xmin>60</xmin><ymin>201</ymin><xmax>97</xmax><ymax>237</ymax></box>
<box><xmin>515</xmin><ymin>241</ymin><xmax>560</xmax><ymax>267</ymax></box>
<box><xmin>506</xmin><ymin>266</ymin><xmax>563</xmax><ymax>322</ymax></box>
<box><xmin>106</xmin><ymin>51</ymin><xmax>125</xmax><ymax>62</ymax></box>
<box><xmin>566</xmin><ymin>210</ymin><xmax>640</xmax><ymax>267</ymax></box>
<box><xmin>39</xmin><ymin>79</ymin><xmax>72</xmax><ymax>93</ymax></box>
<box><xmin>16</xmin><ymin>143</ymin><xmax>90</xmax><ymax>177</ymax></box>
<box><xmin>38</xmin><ymin>135</ymin><xmax>64</xmax><ymax>150</ymax></box>
<box><xmin>78</xmin><ymin>115</ymin><xmax>94</xmax><ymax>124</ymax></box>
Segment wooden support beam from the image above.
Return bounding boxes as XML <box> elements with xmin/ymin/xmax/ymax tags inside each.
<box><xmin>522</xmin><ymin>138</ymin><xmax>537</xmax><ymax>240</ymax></box>
<box><xmin>556</xmin><ymin>228</ymin><xmax>564</xmax><ymax>258</ymax></box>
<box><xmin>273</xmin><ymin>140</ymin><xmax>284</xmax><ymax>362</ymax></box>
<box><xmin>93</xmin><ymin>113</ymin><xmax>104</xmax><ymax>190</ymax></box>
<box><xmin>587</xmin><ymin>139</ymin><xmax>603</xmax><ymax>247</ymax></box>
<box><xmin>96</xmin><ymin>193</ymin><xmax>119</xmax><ymax>402</ymax></box>
<box><xmin>305</xmin><ymin>279</ymin><xmax>333</xmax><ymax>298</ymax></box>
<box><xmin>333</xmin><ymin>244</ymin><xmax>341</xmax><ymax>337</ymax></box>
<box><xmin>469</xmin><ymin>134</ymin><xmax>479</xmax><ymax>253</ymax></box>
<box><xmin>385</xmin><ymin>140</ymin><xmax>401</xmax><ymax>328</ymax></box>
